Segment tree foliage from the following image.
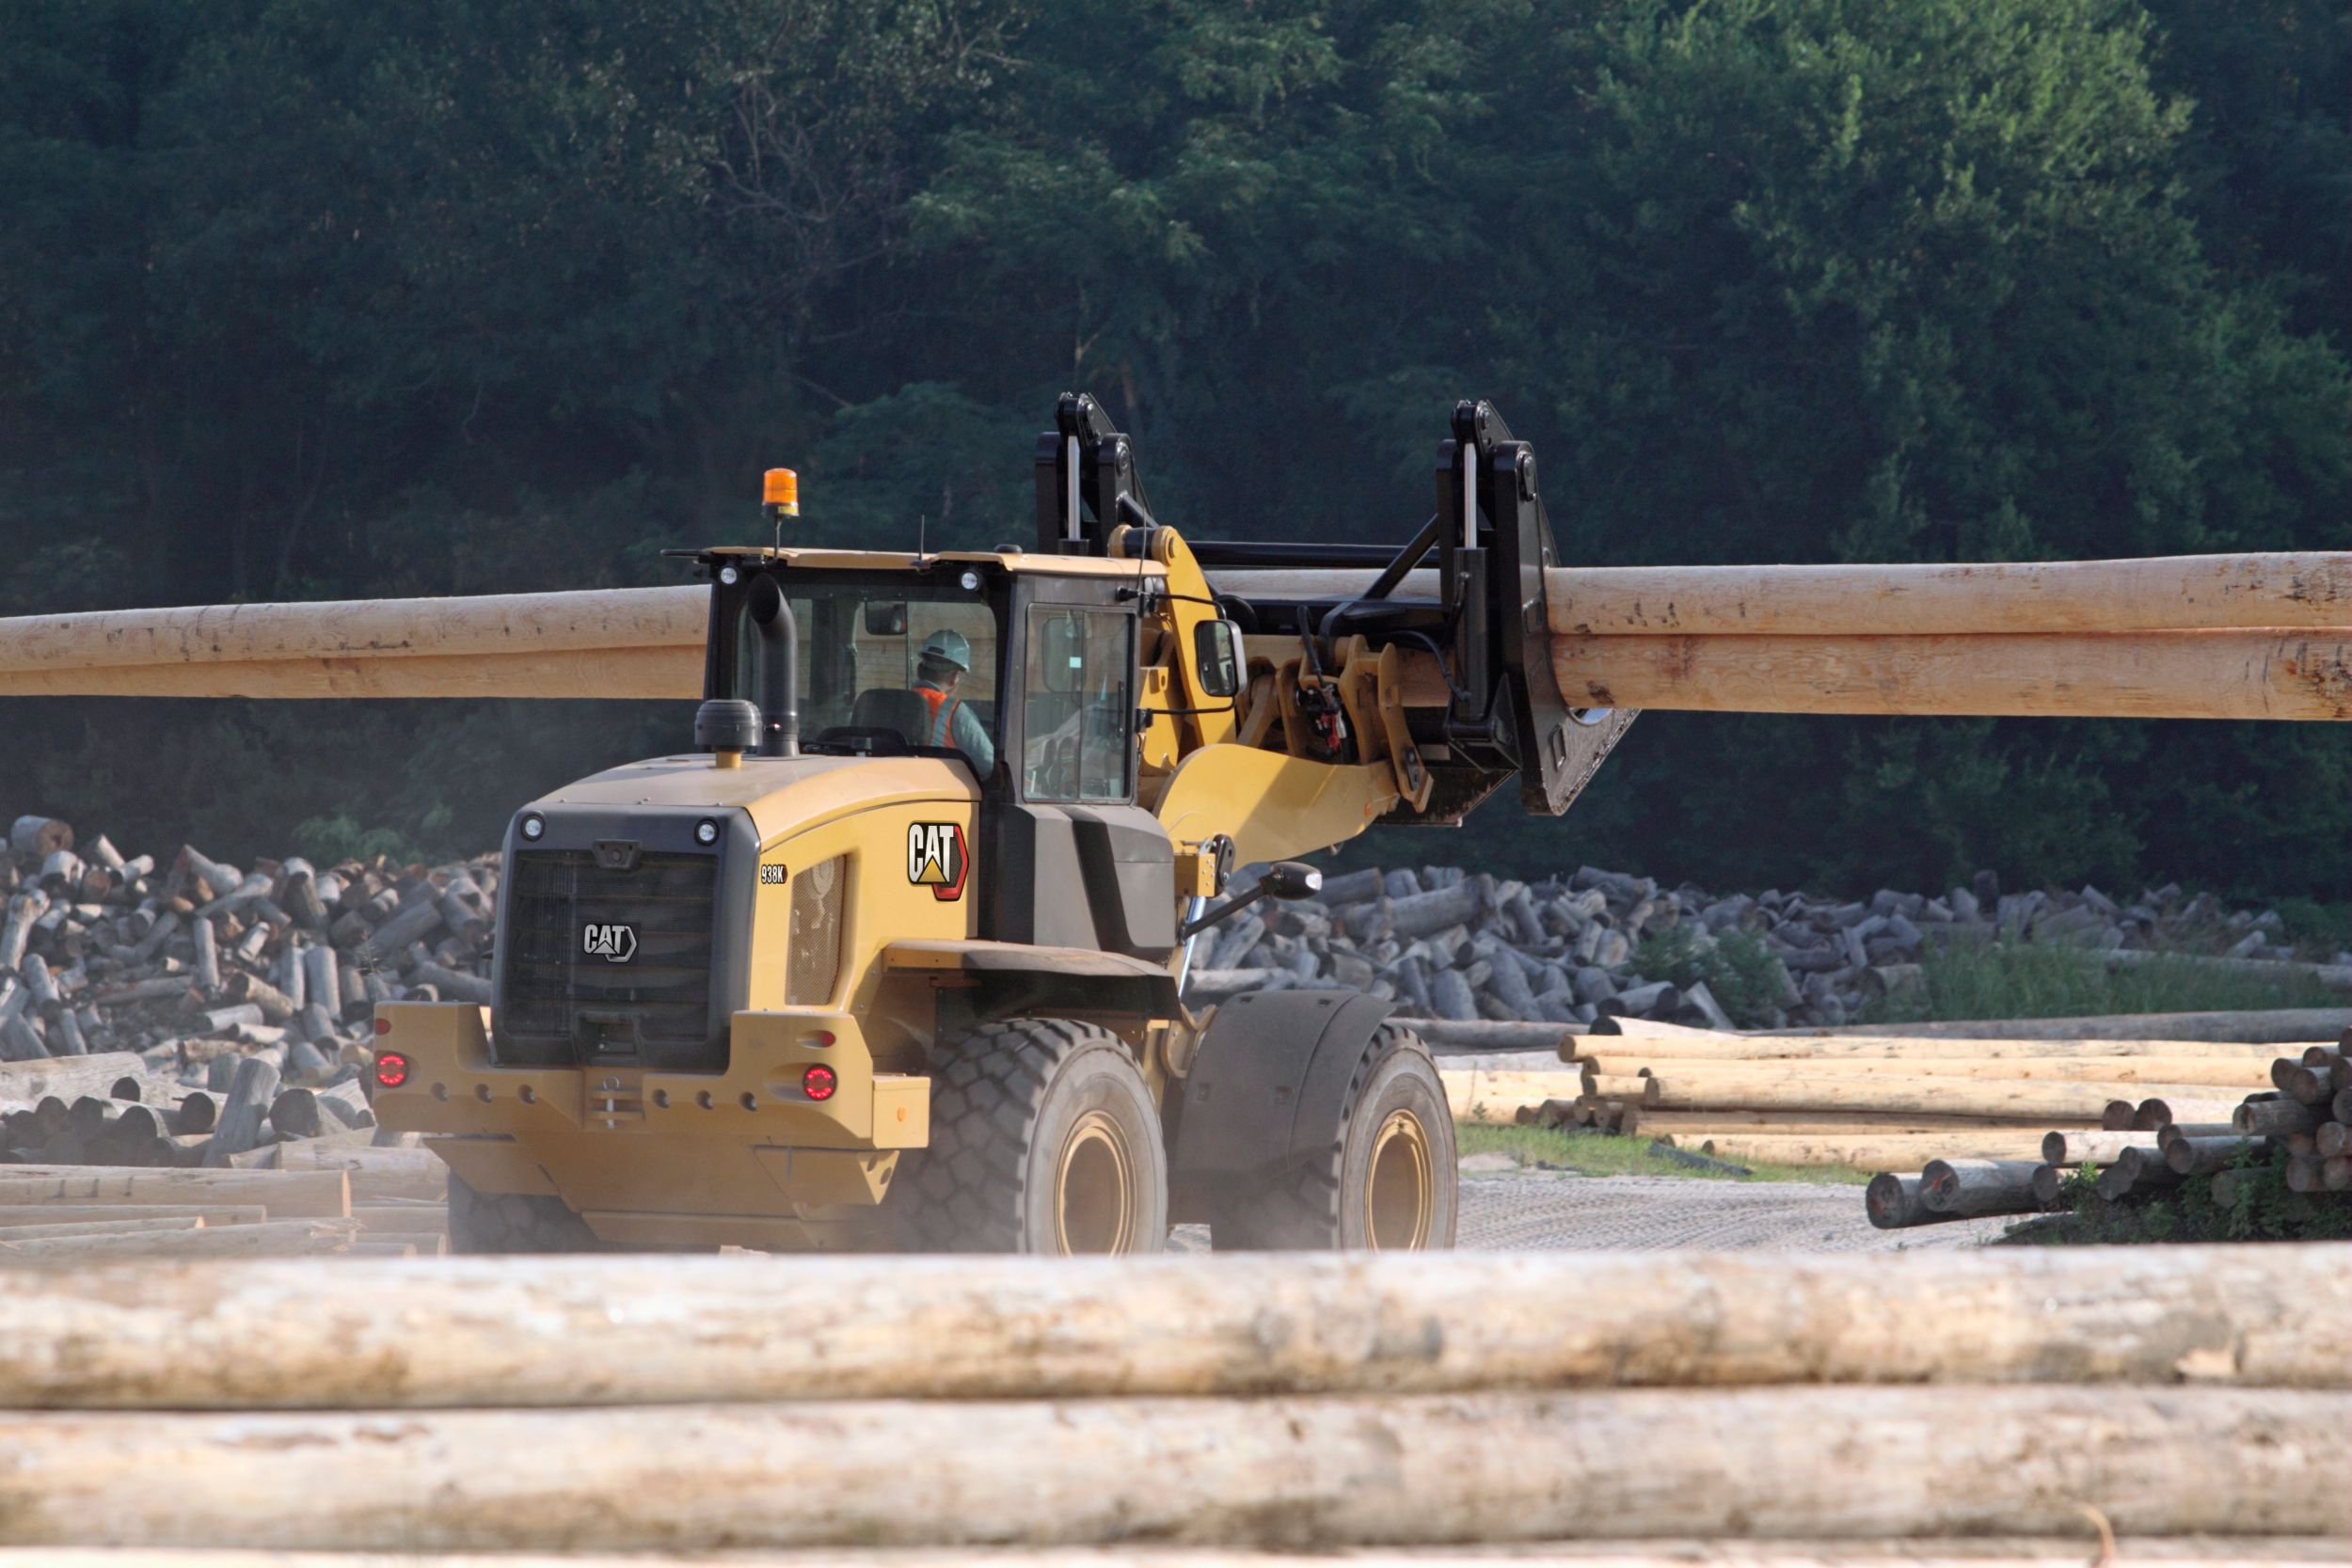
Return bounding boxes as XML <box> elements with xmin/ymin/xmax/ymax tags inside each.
<box><xmin>0</xmin><ymin>0</ymin><xmax>2342</xmax><ymax>905</ymax></box>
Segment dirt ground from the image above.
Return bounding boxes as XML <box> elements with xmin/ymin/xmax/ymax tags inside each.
<box><xmin>1172</xmin><ymin>1167</ymin><xmax>2016</xmax><ymax>1252</ymax></box>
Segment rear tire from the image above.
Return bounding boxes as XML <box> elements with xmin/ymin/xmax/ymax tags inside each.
<box><xmin>901</xmin><ymin>1017</ymin><xmax>1168</xmax><ymax>1254</ymax></box>
<box><xmin>448</xmin><ymin>1173</ymin><xmax>607</xmax><ymax>1254</ymax></box>
<box><xmin>1209</xmin><ymin>1022</ymin><xmax>1457</xmax><ymax>1251</ymax></box>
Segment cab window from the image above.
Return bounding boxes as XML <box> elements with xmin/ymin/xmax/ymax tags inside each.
<box><xmin>1023</xmin><ymin>607</ymin><xmax>1133</xmax><ymax>802</ymax></box>
<box><xmin>728</xmin><ymin>574</ymin><xmax>1000</xmax><ymax>769</ymax></box>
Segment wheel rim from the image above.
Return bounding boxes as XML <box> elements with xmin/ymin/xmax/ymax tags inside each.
<box><xmin>1365</xmin><ymin>1108</ymin><xmax>1435</xmax><ymax>1250</ymax></box>
<box><xmin>1054</xmin><ymin>1110</ymin><xmax>1136</xmax><ymax>1254</ymax></box>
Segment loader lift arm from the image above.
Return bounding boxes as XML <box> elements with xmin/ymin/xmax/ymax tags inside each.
<box><xmin>1049</xmin><ymin>396</ymin><xmax>1637</xmax><ymax>830</ymax></box>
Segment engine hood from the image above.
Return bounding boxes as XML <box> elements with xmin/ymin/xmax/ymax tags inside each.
<box><xmin>535</xmin><ymin>752</ymin><xmax>978</xmax><ymax>845</ymax></box>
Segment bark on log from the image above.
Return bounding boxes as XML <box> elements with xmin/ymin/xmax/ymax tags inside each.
<box><xmin>1412</xmin><ymin>1019</ymin><xmax>1583</xmax><ymax>1053</ymax></box>
<box><xmin>1919</xmin><ymin>1160</ymin><xmax>2044</xmax><ymax>1218</ymax></box>
<box><xmin>1551</xmin><ymin>629</ymin><xmax>2351</xmax><ymax>721</ymax></box>
<box><xmin>0</xmin><ymin>1386</ymin><xmax>2331</xmax><ymax>1550</ymax></box>
<box><xmin>200</xmin><ymin>1055</ymin><xmax>281</xmax><ymax>1167</ymax></box>
<box><xmin>0</xmin><ymin>1168</ymin><xmax>348</xmax><ymax>1217</ymax></box>
<box><xmin>1758</xmin><ymin>1009</ymin><xmax>2349</xmax><ymax>1043</ymax></box>
<box><xmin>1544</xmin><ymin>553</ymin><xmax>2352</xmax><ymax>637</ymax></box>
<box><xmin>2235</xmin><ymin>1098</ymin><xmax>2327</xmax><ymax>1136</ymax></box>
<box><xmin>2163</xmin><ymin>1136</ymin><xmax>2272</xmax><ymax>1177</ymax></box>
<box><xmin>1862</xmin><ymin>1173</ymin><xmax>1939</xmax><ymax>1228</ymax></box>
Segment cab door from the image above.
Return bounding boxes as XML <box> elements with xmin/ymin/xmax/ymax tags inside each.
<box><xmin>981</xmin><ymin>577</ymin><xmax>1177</xmax><ymax>960</ymax></box>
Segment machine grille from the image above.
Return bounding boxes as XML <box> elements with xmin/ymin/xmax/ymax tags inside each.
<box><xmin>501</xmin><ymin>847</ymin><xmax>720</xmax><ymax>1065</ymax></box>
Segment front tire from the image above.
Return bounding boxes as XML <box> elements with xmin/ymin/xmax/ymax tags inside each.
<box><xmin>900</xmin><ymin>1017</ymin><xmax>1168</xmax><ymax>1254</ymax></box>
<box><xmin>1210</xmin><ymin>1022</ymin><xmax>1457</xmax><ymax>1251</ymax></box>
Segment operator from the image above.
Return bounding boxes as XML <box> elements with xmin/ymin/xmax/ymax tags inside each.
<box><xmin>911</xmin><ymin>628</ymin><xmax>996</xmax><ymax>776</ymax></box>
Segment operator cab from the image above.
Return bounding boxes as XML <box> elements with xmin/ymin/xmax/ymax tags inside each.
<box><xmin>694</xmin><ymin>546</ymin><xmax>1179</xmax><ymax>962</ymax></box>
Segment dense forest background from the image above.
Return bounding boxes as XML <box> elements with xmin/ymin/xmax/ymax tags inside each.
<box><xmin>1</xmin><ymin>0</ymin><xmax>2344</xmax><ymax>915</ymax></box>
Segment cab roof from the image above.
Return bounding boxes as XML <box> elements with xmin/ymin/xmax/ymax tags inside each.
<box><xmin>692</xmin><ymin>546</ymin><xmax>1163</xmax><ymax>578</ymax></box>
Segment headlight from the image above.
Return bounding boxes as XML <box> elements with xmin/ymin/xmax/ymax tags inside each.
<box><xmin>719</xmin><ymin>565</ymin><xmax>739</xmax><ymax>585</ymax></box>
<box><xmin>694</xmin><ymin>817</ymin><xmax>721</xmax><ymax>847</ymax></box>
<box><xmin>518</xmin><ymin>813</ymin><xmax>546</xmax><ymax>842</ymax></box>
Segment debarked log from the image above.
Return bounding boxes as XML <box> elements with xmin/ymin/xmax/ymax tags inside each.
<box><xmin>0</xmin><ymin>1167</ymin><xmax>349</xmax><ymax>1218</ymax></box>
<box><xmin>1552</xmin><ymin>630</ymin><xmax>2350</xmax><ymax>721</ymax></box>
<box><xmin>0</xmin><ymin>1248</ymin><xmax>2344</xmax><ymax>1411</ymax></box>
<box><xmin>0</xmin><ymin>1387</ymin><xmax>2335</xmax><ymax>1550</ymax></box>
<box><xmin>1544</xmin><ymin>554</ymin><xmax>2352</xmax><ymax>638</ymax></box>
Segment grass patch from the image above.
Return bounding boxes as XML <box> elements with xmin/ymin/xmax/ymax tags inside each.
<box><xmin>2002</xmin><ymin>1147</ymin><xmax>2351</xmax><ymax>1245</ymax></box>
<box><xmin>1862</xmin><ymin>939</ymin><xmax>2341</xmax><ymax>1025</ymax></box>
<box><xmin>1457</xmin><ymin>1122</ymin><xmax>1867</xmax><ymax>1185</ymax></box>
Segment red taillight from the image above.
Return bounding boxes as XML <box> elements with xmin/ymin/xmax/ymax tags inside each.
<box><xmin>374</xmin><ymin>1052</ymin><xmax>410</xmax><ymax>1089</ymax></box>
<box><xmin>802</xmin><ymin>1065</ymin><xmax>837</xmax><ymax>1101</ymax></box>
<box><xmin>373</xmin><ymin>1017</ymin><xmax>392</xmax><ymax>1037</ymax></box>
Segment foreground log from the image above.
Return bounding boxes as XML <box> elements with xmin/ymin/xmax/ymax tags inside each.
<box><xmin>0</xmin><ymin>1168</ymin><xmax>348</xmax><ymax>1218</ymax></box>
<box><xmin>0</xmin><ymin>1546</ymin><xmax>2332</xmax><ymax>1568</ymax></box>
<box><xmin>1551</xmin><ymin>629</ymin><xmax>2351</xmax><ymax>721</ymax></box>
<box><xmin>0</xmin><ymin>1248</ymin><xmax>2340</xmax><ymax>1410</ymax></box>
<box><xmin>0</xmin><ymin>1386</ymin><xmax>2333</xmax><ymax>1549</ymax></box>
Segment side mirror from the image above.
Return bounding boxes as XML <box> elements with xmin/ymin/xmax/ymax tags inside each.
<box><xmin>1260</xmin><ymin>861</ymin><xmax>1324</xmax><ymax>900</ymax></box>
<box><xmin>1194</xmin><ymin>618</ymin><xmax>1243</xmax><ymax>699</ymax></box>
<box><xmin>864</xmin><ymin>603</ymin><xmax>909</xmax><ymax>636</ymax></box>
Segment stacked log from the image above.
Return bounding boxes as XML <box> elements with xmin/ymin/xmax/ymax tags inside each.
<box><xmin>1511</xmin><ymin>1028</ymin><xmax>2280</xmax><ymax>1174</ymax></box>
<box><xmin>1865</xmin><ymin>1027</ymin><xmax>2352</xmax><ymax>1228</ymax></box>
<box><xmin>0</xmin><ymin>1246</ymin><xmax>2338</xmax><ymax>1555</ymax></box>
<box><xmin>0</xmin><ymin>1155</ymin><xmax>447</xmax><ymax>1263</ymax></box>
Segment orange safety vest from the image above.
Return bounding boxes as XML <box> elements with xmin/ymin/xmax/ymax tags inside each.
<box><xmin>914</xmin><ymin>683</ymin><xmax>961</xmax><ymax>749</ymax></box>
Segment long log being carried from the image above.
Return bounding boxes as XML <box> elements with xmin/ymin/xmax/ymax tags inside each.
<box><xmin>0</xmin><ymin>552</ymin><xmax>2342</xmax><ymax>720</ymax></box>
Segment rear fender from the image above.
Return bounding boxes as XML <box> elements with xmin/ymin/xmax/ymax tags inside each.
<box><xmin>1166</xmin><ymin>989</ymin><xmax>1392</xmax><ymax>1194</ymax></box>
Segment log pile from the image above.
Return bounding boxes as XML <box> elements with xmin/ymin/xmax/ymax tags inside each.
<box><xmin>1186</xmin><ymin>860</ymin><xmax>2351</xmax><ymax>1038</ymax></box>
<box><xmin>1447</xmin><ymin>1022</ymin><xmax>2276</xmax><ymax>1172</ymax></box>
<box><xmin>0</xmin><ymin>1246</ymin><xmax>2339</xmax><ymax>1557</ymax></box>
<box><xmin>0</xmin><ymin>1152</ymin><xmax>448</xmax><ymax>1262</ymax></box>
<box><xmin>1865</xmin><ymin>1029</ymin><xmax>2352</xmax><ymax>1229</ymax></box>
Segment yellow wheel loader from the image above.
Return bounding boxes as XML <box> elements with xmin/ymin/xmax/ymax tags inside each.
<box><xmin>372</xmin><ymin>396</ymin><xmax>1635</xmax><ymax>1253</ymax></box>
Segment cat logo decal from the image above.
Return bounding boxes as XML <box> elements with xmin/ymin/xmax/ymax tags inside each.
<box><xmin>906</xmin><ymin>822</ymin><xmax>970</xmax><ymax>902</ymax></box>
